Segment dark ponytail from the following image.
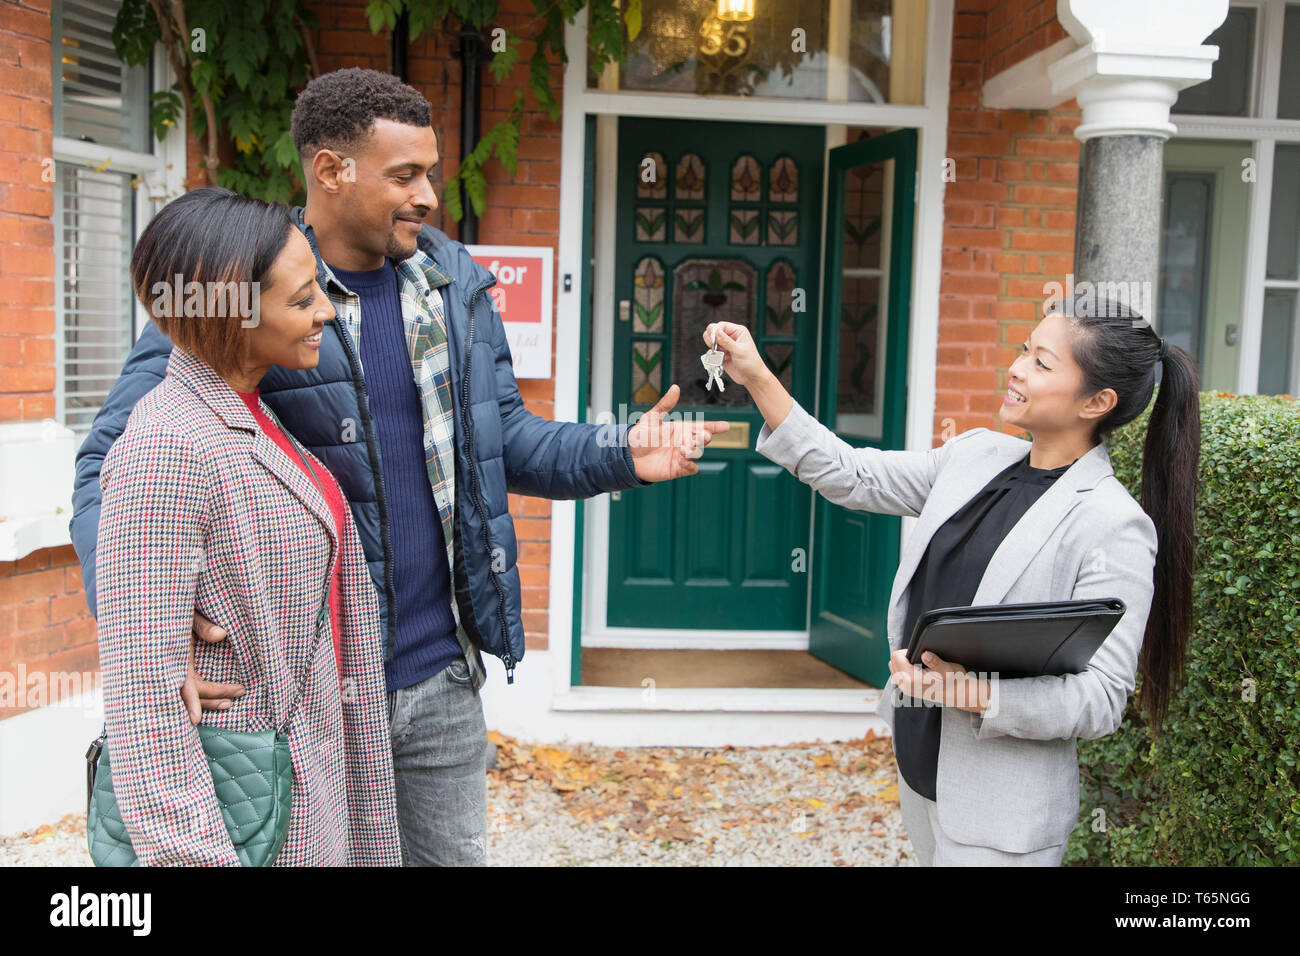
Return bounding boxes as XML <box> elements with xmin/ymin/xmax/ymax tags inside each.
<box><xmin>1054</xmin><ymin>293</ymin><xmax>1202</xmax><ymax>728</ymax></box>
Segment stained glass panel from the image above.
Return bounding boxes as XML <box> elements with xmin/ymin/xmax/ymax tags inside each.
<box><xmin>837</xmin><ymin>277</ymin><xmax>881</xmax><ymax>417</ymax></box>
<box><xmin>635</xmin><ymin>206</ymin><xmax>667</xmax><ymax>242</ymax></box>
<box><xmin>764</xmin><ymin>343</ymin><xmax>794</xmax><ymax>391</ymax></box>
<box><xmin>768</xmin><ymin>210</ymin><xmax>797</xmax><ymax>246</ymax></box>
<box><xmin>674</xmin><ymin>207</ymin><xmax>705</xmax><ymax>243</ymax></box>
<box><xmin>637</xmin><ymin>152</ymin><xmax>668</xmax><ymax>199</ymax></box>
<box><xmin>769</xmin><ymin>156</ymin><xmax>798</xmax><ymax>202</ymax></box>
<box><xmin>764</xmin><ymin>260</ymin><xmax>798</xmax><ymax>335</ymax></box>
<box><xmin>676</xmin><ymin>153</ymin><xmax>706</xmax><ymax>200</ymax></box>
<box><xmin>633</xmin><ymin>341</ymin><xmax>664</xmax><ymax>404</ymax></box>
<box><xmin>729</xmin><ymin>208</ymin><xmax>760</xmax><ymax>244</ymax></box>
<box><xmin>671</xmin><ymin>258</ymin><xmax>756</xmax><ymax>407</ymax></box>
<box><xmin>633</xmin><ymin>257</ymin><xmax>665</xmax><ymax>332</ymax></box>
<box><xmin>843</xmin><ymin>161</ymin><xmax>884</xmax><ymax>269</ymax></box>
<box><xmin>731</xmin><ymin>155</ymin><xmax>761</xmax><ymax>201</ymax></box>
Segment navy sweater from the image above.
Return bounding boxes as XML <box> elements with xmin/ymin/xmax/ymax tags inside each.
<box><xmin>329</xmin><ymin>260</ymin><xmax>460</xmax><ymax>691</ymax></box>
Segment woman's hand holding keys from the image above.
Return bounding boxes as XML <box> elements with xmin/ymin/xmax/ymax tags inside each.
<box><xmin>703</xmin><ymin>322</ymin><xmax>796</xmax><ymax>431</ymax></box>
<box><xmin>702</xmin><ymin>321</ymin><xmax>764</xmax><ymax>387</ymax></box>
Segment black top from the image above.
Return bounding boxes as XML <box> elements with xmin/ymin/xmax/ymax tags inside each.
<box><xmin>893</xmin><ymin>450</ymin><xmax>1077</xmax><ymax>800</ymax></box>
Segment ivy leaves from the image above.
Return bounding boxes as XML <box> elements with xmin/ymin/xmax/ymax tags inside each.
<box><xmin>112</xmin><ymin>0</ymin><xmax>642</xmax><ymax>213</ymax></box>
<box><xmin>368</xmin><ymin>0</ymin><xmax>641</xmax><ymax>221</ymax></box>
<box><xmin>367</xmin><ymin>0</ymin><xmax>501</xmax><ymax>34</ymax></box>
<box><xmin>445</xmin><ymin>91</ymin><xmax>523</xmax><ymax>220</ymax></box>
<box><xmin>112</xmin><ymin>0</ymin><xmax>319</xmax><ymax>203</ymax></box>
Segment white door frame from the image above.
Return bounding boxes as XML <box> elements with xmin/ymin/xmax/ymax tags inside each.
<box><xmin>549</xmin><ymin>2</ymin><xmax>955</xmax><ymax>692</ymax></box>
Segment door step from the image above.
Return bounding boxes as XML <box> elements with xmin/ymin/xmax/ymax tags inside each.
<box><xmin>580</xmin><ymin>647</ymin><xmax>874</xmax><ymax>690</ymax></box>
<box><xmin>552</xmin><ymin>686</ymin><xmax>882</xmax><ymax>714</ymax></box>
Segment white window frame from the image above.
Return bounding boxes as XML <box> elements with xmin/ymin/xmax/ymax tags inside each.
<box><xmin>1170</xmin><ymin>0</ymin><xmax>1300</xmax><ymax>394</ymax></box>
<box><xmin>52</xmin><ymin>46</ymin><xmax>187</xmax><ymax>427</ymax></box>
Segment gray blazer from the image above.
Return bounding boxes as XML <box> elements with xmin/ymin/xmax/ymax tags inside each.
<box><xmin>756</xmin><ymin>400</ymin><xmax>1158</xmax><ymax>852</ymax></box>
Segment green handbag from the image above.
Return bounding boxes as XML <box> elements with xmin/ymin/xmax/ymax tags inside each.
<box><xmin>86</xmin><ymin>725</ymin><xmax>295</xmax><ymax>867</ymax></box>
<box><xmin>86</xmin><ymin>409</ymin><xmax>333</xmax><ymax>867</ymax></box>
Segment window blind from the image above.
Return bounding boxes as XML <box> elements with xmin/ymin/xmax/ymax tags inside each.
<box><xmin>56</xmin><ymin>163</ymin><xmax>136</xmax><ymax>436</ymax></box>
<box><xmin>52</xmin><ymin>0</ymin><xmax>151</xmax><ymax>434</ymax></box>
<box><xmin>53</xmin><ymin>0</ymin><xmax>151</xmax><ymax>152</ymax></box>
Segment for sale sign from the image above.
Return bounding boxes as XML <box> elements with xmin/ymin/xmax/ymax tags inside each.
<box><xmin>466</xmin><ymin>245</ymin><xmax>553</xmax><ymax>379</ymax></box>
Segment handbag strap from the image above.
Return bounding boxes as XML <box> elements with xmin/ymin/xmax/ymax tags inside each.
<box><xmin>257</xmin><ymin>400</ymin><xmax>337</xmax><ymax>736</ymax></box>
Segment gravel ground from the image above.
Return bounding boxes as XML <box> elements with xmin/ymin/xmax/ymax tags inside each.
<box><xmin>2</xmin><ymin>733</ymin><xmax>914</xmax><ymax>867</ymax></box>
<box><xmin>0</xmin><ymin>814</ymin><xmax>92</xmax><ymax>866</ymax></box>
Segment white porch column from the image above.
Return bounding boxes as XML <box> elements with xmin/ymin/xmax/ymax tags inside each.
<box><xmin>1048</xmin><ymin>0</ymin><xmax>1229</xmax><ymax>317</ymax></box>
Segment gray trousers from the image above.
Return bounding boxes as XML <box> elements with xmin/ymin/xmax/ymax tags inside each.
<box><xmin>897</xmin><ymin>768</ymin><xmax>1066</xmax><ymax>866</ymax></box>
<box><xmin>386</xmin><ymin>656</ymin><xmax>488</xmax><ymax>866</ymax></box>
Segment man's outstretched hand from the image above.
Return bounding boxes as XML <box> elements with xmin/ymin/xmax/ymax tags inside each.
<box><xmin>627</xmin><ymin>384</ymin><xmax>730</xmax><ymax>482</ymax></box>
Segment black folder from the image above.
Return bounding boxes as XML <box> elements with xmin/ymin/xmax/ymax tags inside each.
<box><xmin>904</xmin><ymin>598</ymin><xmax>1127</xmax><ymax>678</ymax></box>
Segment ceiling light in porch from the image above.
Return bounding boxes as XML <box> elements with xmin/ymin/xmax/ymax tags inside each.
<box><xmin>717</xmin><ymin>0</ymin><xmax>755</xmax><ymax>23</ymax></box>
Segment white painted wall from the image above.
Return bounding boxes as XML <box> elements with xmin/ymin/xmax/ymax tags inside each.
<box><xmin>0</xmin><ymin>688</ymin><xmax>103</xmax><ymax>837</ymax></box>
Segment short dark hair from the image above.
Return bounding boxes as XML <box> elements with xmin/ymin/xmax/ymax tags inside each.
<box><xmin>130</xmin><ymin>187</ymin><xmax>295</xmax><ymax>375</ymax></box>
<box><xmin>290</xmin><ymin>67</ymin><xmax>432</xmax><ymax>159</ymax></box>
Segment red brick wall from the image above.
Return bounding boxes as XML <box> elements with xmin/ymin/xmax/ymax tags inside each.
<box><xmin>984</xmin><ymin>0</ymin><xmax>1068</xmax><ymax>80</ymax></box>
<box><xmin>307</xmin><ymin>0</ymin><xmax>560</xmax><ymax>647</ymax></box>
<box><xmin>0</xmin><ymin>546</ymin><xmax>98</xmax><ymax>716</ymax></box>
<box><xmin>937</xmin><ymin>0</ymin><xmax>1079</xmax><ymax>441</ymax></box>
<box><xmin>0</xmin><ymin>0</ymin><xmax>55</xmax><ymax>422</ymax></box>
<box><xmin>0</xmin><ymin>0</ymin><xmax>86</xmax><ymax>722</ymax></box>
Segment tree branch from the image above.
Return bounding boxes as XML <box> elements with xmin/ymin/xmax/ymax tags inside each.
<box><xmin>294</xmin><ymin>13</ymin><xmax>320</xmax><ymax>78</ymax></box>
<box><xmin>163</xmin><ymin>0</ymin><xmax>220</xmax><ymax>185</ymax></box>
<box><xmin>145</xmin><ymin>0</ymin><xmax>191</xmax><ymax>116</ymax></box>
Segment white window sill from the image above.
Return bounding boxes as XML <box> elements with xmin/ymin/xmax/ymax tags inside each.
<box><xmin>0</xmin><ymin>512</ymin><xmax>72</xmax><ymax>563</ymax></box>
<box><xmin>0</xmin><ymin>421</ymin><xmax>75</xmax><ymax>562</ymax></box>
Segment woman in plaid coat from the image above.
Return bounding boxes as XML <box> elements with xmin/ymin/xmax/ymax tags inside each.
<box><xmin>95</xmin><ymin>188</ymin><xmax>402</xmax><ymax>865</ymax></box>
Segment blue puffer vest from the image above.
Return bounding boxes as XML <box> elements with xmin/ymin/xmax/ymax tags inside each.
<box><xmin>70</xmin><ymin>211</ymin><xmax>645</xmax><ymax>689</ymax></box>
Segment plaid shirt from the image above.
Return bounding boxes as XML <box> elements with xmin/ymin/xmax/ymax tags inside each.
<box><xmin>320</xmin><ymin>252</ymin><xmax>460</xmax><ymax>627</ymax></box>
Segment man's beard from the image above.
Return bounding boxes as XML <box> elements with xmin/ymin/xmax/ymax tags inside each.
<box><xmin>385</xmin><ymin>225</ymin><xmax>419</xmax><ymax>261</ymax></box>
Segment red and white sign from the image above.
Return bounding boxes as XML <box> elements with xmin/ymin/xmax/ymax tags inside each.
<box><xmin>466</xmin><ymin>245</ymin><xmax>553</xmax><ymax>379</ymax></box>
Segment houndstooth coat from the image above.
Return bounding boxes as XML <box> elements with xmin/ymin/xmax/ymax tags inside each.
<box><xmin>95</xmin><ymin>348</ymin><xmax>402</xmax><ymax>866</ymax></box>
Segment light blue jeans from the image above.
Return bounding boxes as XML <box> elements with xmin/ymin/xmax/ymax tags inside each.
<box><xmin>897</xmin><ymin>768</ymin><xmax>1066</xmax><ymax>866</ymax></box>
<box><xmin>386</xmin><ymin>656</ymin><xmax>488</xmax><ymax>866</ymax></box>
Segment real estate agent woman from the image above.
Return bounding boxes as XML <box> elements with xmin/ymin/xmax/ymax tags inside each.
<box><xmin>705</xmin><ymin>294</ymin><xmax>1200</xmax><ymax>866</ymax></box>
<box><xmin>94</xmin><ymin>188</ymin><xmax>401</xmax><ymax>865</ymax></box>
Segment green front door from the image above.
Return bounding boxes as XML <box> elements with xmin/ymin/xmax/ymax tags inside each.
<box><xmin>607</xmin><ymin>117</ymin><xmax>823</xmax><ymax>630</ymax></box>
<box><xmin>809</xmin><ymin>130</ymin><xmax>916</xmax><ymax>687</ymax></box>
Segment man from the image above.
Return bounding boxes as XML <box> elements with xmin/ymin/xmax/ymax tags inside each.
<box><xmin>70</xmin><ymin>68</ymin><xmax>724</xmax><ymax>866</ymax></box>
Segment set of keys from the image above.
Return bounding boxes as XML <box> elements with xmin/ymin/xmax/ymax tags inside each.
<box><xmin>701</xmin><ymin>333</ymin><xmax>726</xmax><ymax>392</ymax></box>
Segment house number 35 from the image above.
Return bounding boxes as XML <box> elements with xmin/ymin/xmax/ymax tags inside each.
<box><xmin>699</xmin><ymin>20</ymin><xmax>750</xmax><ymax>58</ymax></box>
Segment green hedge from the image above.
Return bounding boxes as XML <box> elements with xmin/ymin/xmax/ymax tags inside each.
<box><xmin>1062</xmin><ymin>389</ymin><xmax>1299</xmax><ymax>865</ymax></box>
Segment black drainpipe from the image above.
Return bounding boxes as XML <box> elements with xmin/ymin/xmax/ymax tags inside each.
<box><xmin>390</xmin><ymin>12</ymin><xmax>409</xmax><ymax>81</ymax></box>
<box><xmin>457</xmin><ymin>21</ymin><xmax>483</xmax><ymax>244</ymax></box>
